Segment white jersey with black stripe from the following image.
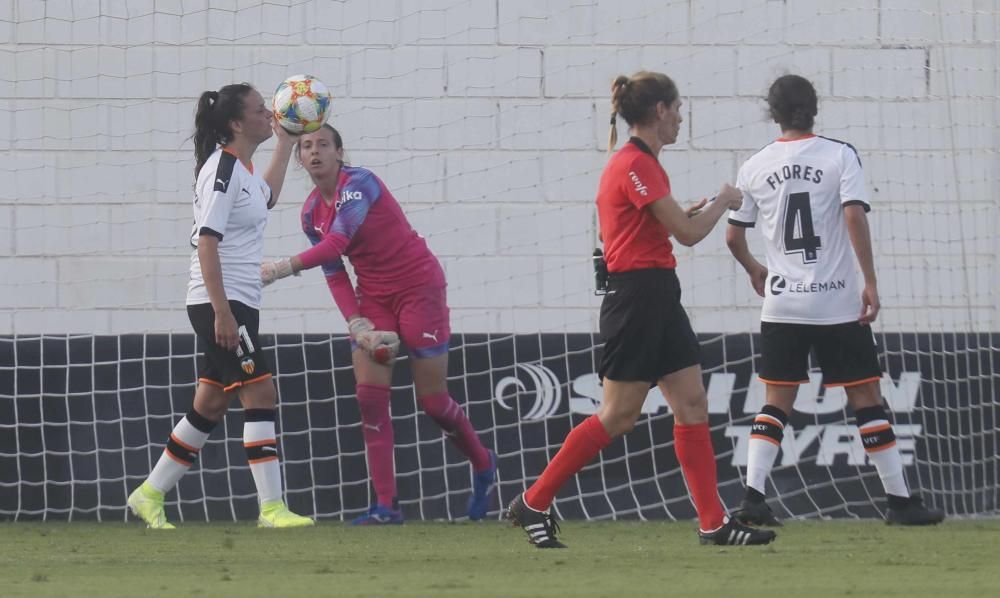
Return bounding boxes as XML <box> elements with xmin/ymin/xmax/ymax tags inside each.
<box><xmin>730</xmin><ymin>135</ymin><xmax>870</xmax><ymax>325</ymax></box>
<box><xmin>186</xmin><ymin>148</ymin><xmax>272</xmax><ymax>309</ymax></box>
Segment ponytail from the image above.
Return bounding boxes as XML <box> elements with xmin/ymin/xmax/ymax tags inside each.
<box><xmin>193</xmin><ymin>91</ymin><xmax>219</xmax><ymax>178</ymax></box>
<box><xmin>608</xmin><ymin>75</ymin><xmax>630</xmax><ymax>153</ymax></box>
<box><xmin>191</xmin><ymin>83</ymin><xmax>254</xmax><ymax>178</ymax></box>
<box><xmin>607</xmin><ymin>71</ymin><xmax>678</xmax><ymax>153</ymax></box>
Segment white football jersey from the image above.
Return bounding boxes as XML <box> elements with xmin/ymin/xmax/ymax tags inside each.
<box><xmin>730</xmin><ymin>135</ymin><xmax>870</xmax><ymax>325</ymax></box>
<box><xmin>187</xmin><ymin>148</ymin><xmax>272</xmax><ymax>309</ymax></box>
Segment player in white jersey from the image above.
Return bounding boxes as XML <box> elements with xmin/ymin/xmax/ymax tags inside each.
<box><xmin>725</xmin><ymin>75</ymin><xmax>943</xmax><ymax>526</ymax></box>
<box><xmin>127</xmin><ymin>83</ymin><xmax>313</xmax><ymax>529</ymax></box>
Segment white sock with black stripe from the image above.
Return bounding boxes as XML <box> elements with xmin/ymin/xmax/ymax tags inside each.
<box><xmin>147</xmin><ymin>409</ymin><xmax>217</xmax><ymax>494</ymax></box>
<box><xmin>856</xmin><ymin>405</ymin><xmax>909</xmax><ymax>498</ymax></box>
<box><xmin>746</xmin><ymin>405</ymin><xmax>789</xmax><ymax>495</ymax></box>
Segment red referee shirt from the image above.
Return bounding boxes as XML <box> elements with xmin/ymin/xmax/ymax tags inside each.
<box><xmin>596</xmin><ymin>137</ymin><xmax>676</xmax><ymax>272</ymax></box>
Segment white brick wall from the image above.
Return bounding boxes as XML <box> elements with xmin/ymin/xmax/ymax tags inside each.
<box><xmin>1</xmin><ymin>0</ymin><xmax>997</xmax><ymax>334</ymax></box>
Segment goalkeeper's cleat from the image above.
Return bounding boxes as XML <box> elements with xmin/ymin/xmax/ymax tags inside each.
<box><xmin>732</xmin><ymin>497</ymin><xmax>783</xmax><ymax>527</ymax></box>
<box><xmin>505</xmin><ymin>493</ymin><xmax>566</xmax><ymax>549</ymax></box>
<box><xmin>351</xmin><ymin>503</ymin><xmax>404</xmax><ymax>526</ymax></box>
<box><xmin>698</xmin><ymin>516</ymin><xmax>776</xmax><ymax>546</ymax></box>
<box><xmin>885</xmin><ymin>495</ymin><xmax>945</xmax><ymax>526</ymax></box>
<box><xmin>257</xmin><ymin>501</ymin><xmax>315</xmax><ymax>528</ymax></box>
<box><xmin>467</xmin><ymin>450</ymin><xmax>498</xmax><ymax>521</ymax></box>
<box><xmin>127</xmin><ymin>481</ymin><xmax>175</xmax><ymax>530</ymax></box>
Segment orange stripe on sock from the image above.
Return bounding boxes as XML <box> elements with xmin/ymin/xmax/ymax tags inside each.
<box><xmin>244</xmin><ymin>439</ymin><xmax>277</xmax><ymax>448</ymax></box>
<box><xmin>750</xmin><ymin>434</ymin><xmax>781</xmax><ymax>446</ymax></box>
<box><xmin>755</xmin><ymin>414</ymin><xmax>785</xmax><ymax>428</ymax></box>
<box><xmin>865</xmin><ymin>440</ymin><xmax>897</xmax><ymax>453</ymax></box>
<box><xmin>826</xmin><ymin>376</ymin><xmax>881</xmax><ymax>388</ymax></box>
<box><xmin>165</xmin><ymin>450</ymin><xmax>192</xmax><ymax>466</ymax></box>
<box><xmin>170</xmin><ymin>434</ymin><xmax>199</xmax><ymax>454</ymax></box>
<box><xmin>860</xmin><ymin>423</ymin><xmax>893</xmax><ymax>435</ymax></box>
<box><xmin>248</xmin><ymin>456</ymin><xmax>279</xmax><ymax>464</ymax></box>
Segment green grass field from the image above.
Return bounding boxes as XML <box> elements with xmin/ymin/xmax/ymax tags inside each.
<box><xmin>2</xmin><ymin>520</ymin><xmax>997</xmax><ymax>597</ymax></box>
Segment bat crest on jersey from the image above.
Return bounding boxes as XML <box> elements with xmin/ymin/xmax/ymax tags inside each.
<box><xmin>240</xmin><ymin>357</ymin><xmax>256</xmax><ymax>375</ymax></box>
<box><xmin>234</xmin><ymin>324</ymin><xmax>256</xmax><ymax>375</ymax></box>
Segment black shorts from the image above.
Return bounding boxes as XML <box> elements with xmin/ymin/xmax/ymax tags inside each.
<box><xmin>758</xmin><ymin>321</ymin><xmax>882</xmax><ymax>387</ymax></box>
<box><xmin>598</xmin><ymin>268</ymin><xmax>701</xmax><ymax>384</ymax></box>
<box><xmin>187</xmin><ymin>301</ymin><xmax>272</xmax><ymax>392</ymax></box>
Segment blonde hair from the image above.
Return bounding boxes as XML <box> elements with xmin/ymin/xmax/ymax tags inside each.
<box><xmin>608</xmin><ymin>71</ymin><xmax>679</xmax><ymax>152</ymax></box>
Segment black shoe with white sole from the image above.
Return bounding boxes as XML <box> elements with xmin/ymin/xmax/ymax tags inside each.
<box><xmin>505</xmin><ymin>493</ymin><xmax>566</xmax><ymax>549</ymax></box>
<box><xmin>698</xmin><ymin>516</ymin><xmax>777</xmax><ymax>546</ymax></box>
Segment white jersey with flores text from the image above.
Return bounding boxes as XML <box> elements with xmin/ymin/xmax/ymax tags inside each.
<box><xmin>729</xmin><ymin>135</ymin><xmax>871</xmax><ymax>325</ymax></box>
<box><xmin>187</xmin><ymin>147</ymin><xmax>272</xmax><ymax>309</ymax></box>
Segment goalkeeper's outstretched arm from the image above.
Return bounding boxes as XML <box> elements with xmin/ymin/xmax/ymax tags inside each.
<box><xmin>261</xmin><ymin>181</ymin><xmax>373</xmax><ymax>285</ymax></box>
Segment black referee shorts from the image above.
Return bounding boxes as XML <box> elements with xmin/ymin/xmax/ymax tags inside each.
<box><xmin>758</xmin><ymin>321</ymin><xmax>882</xmax><ymax>387</ymax></box>
<box><xmin>187</xmin><ymin>300</ymin><xmax>273</xmax><ymax>392</ymax></box>
<box><xmin>598</xmin><ymin>268</ymin><xmax>701</xmax><ymax>384</ymax></box>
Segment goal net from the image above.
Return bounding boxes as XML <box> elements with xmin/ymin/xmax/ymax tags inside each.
<box><xmin>1</xmin><ymin>1</ymin><xmax>997</xmax><ymax>522</ymax></box>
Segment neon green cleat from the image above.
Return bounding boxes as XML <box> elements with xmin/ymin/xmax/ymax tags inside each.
<box><xmin>127</xmin><ymin>481</ymin><xmax>175</xmax><ymax>529</ymax></box>
<box><xmin>258</xmin><ymin>501</ymin><xmax>315</xmax><ymax>528</ymax></box>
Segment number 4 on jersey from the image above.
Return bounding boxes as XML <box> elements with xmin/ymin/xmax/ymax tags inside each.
<box><xmin>783</xmin><ymin>192</ymin><xmax>822</xmax><ymax>263</ymax></box>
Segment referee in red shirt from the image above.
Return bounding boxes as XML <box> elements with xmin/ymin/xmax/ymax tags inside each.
<box><xmin>506</xmin><ymin>71</ymin><xmax>775</xmax><ymax>548</ymax></box>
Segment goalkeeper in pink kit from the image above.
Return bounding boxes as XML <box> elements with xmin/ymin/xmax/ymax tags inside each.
<box><xmin>261</xmin><ymin>124</ymin><xmax>497</xmax><ymax>524</ymax></box>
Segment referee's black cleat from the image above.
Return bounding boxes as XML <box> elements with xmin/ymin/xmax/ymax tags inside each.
<box><xmin>699</xmin><ymin>516</ymin><xmax>777</xmax><ymax>546</ymax></box>
<box><xmin>885</xmin><ymin>495</ymin><xmax>945</xmax><ymax>526</ymax></box>
<box><xmin>732</xmin><ymin>498</ymin><xmax>783</xmax><ymax>527</ymax></box>
<box><xmin>505</xmin><ymin>493</ymin><xmax>566</xmax><ymax>549</ymax></box>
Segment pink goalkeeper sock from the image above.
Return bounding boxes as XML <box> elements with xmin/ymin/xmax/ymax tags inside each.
<box><xmin>418</xmin><ymin>392</ymin><xmax>491</xmax><ymax>472</ymax></box>
<box><xmin>357</xmin><ymin>383</ymin><xmax>396</xmax><ymax>507</ymax></box>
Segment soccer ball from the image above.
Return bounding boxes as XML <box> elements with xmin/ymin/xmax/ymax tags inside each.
<box><xmin>272</xmin><ymin>75</ymin><xmax>332</xmax><ymax>134</ymax></box>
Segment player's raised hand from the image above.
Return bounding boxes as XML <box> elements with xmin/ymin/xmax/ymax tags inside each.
<box><xmin>271</xmin><ymin>114</ymin><xmax>298</xmax><ymax>142</ymax></box>
<box><xmin>748</xmin><ymin>263</ymin><xmax>768</xmax><ymax>297</ymax></box>
<box><xmin>859</xmin><ymin>284</ymin><xmax>880</xmax><ymax>324</ymax></box>
<box><xmin>717</xmin><ymin>183</ymin><xmax>743</xmax><ymax>210</ymax></box>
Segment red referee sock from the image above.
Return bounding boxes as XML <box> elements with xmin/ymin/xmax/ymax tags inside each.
<box><xmin>524</xmin><ymin>415</ymin><xmax>612</xmax><ymax>511</ymax></box>
<box><xmin>674</xmin><ymin>423</ymin><xmax>726</xmax><ymax>531</ymax></box>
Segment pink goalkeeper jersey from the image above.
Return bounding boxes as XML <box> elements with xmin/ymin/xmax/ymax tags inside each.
<box><xmin>298</xmin><ymin>166</ymin><xmax>445</xmax><ymax>317</ymax></box>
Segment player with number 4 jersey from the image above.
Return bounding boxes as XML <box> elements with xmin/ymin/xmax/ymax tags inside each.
<box><xmin>726</xmin><ymin>74</ymin><xmax>944</xmax><ymax>527</ymax></box>
<box><xmin>260</xmin><ymin>124</ymin><xmax>497</xmax><ymax>524</ymax></box>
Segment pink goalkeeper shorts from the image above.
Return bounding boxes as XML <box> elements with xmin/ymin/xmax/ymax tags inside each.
<box><xmin>358</xmin><ymin>285</ymin><xmax>450</xmax><ymax>358</ymax></box>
